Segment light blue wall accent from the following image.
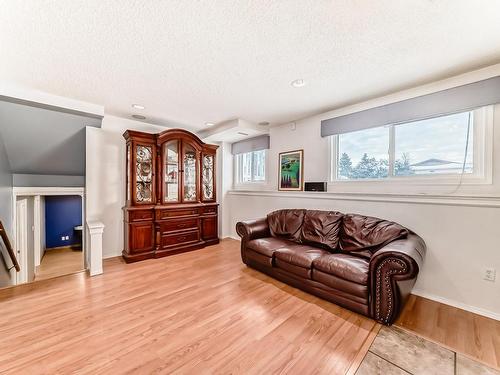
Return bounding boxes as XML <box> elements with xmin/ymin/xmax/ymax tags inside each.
<box><xmin>13</xmin><ymin>174</ymin><xmax>85</xmax><ymax>187</ymax></box>
<box><xmin>0</xmin><ymin>100</ymin><xmax>101</xmax><ymax>177</ymax></box>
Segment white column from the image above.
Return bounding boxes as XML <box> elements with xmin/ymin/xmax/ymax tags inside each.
<box><xmin>86</xmin><ymin>220</ymin><xmax>105</xmax><ymax>276</ymax></box>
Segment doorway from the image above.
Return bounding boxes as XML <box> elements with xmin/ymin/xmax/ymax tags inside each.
<box><xmin>35</xmin><ymin>195</ymin><xmax>84</xmax><ymax>281</ymax></box>
<box><xmin>15</xmin><ymin>197</ymin><xmax>34</xmax><ymax>284</ymax></box>
<box><xmin>13</xmin><ymin>188</ymin><xmax>86</xmax><ymax>285</ymax></box>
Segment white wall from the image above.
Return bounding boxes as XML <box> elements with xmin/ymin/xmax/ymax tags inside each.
<box><xmin>86</xmin><ymin>116</ymin><xmax>168</xmax><ymax>259</ymax></box>
<box><xmin>225</xmin><ymin>68</ymin><xmax>500</xmax><ymax>320</ymax></box>
<box><xmin>217</xmin><ymin>142</ymin><xmax>234</xmax><ymax>238</ymax></box>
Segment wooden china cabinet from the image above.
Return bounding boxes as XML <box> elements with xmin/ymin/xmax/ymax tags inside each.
<box><xmin>122</xmin><ymin>129</ymin><xmax>219</xmax><ymax>263</ymax></box>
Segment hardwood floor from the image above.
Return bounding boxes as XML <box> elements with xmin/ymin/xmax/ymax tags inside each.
<box><xmin>35</xmin><ymin>247</ymin><xmax>84</xmax><ymax>281</ymax></box>
<box><xmin>396</xmin><ymin>294</ymin><xmax>500</xmax><ymax>370</ymax></box>
<box><xmin>2</xmin><ymin>238</ymin><xmax>499</xmax><ymax>373</ymax></box>
<box><xmin>0</xmin><ymin>239</ymin><xmax>379</xmax><ymax>374</ymax></box>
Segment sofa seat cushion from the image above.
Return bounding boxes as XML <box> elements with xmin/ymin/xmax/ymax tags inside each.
<box><xmin>313</xmin><ymin>253</ymin><xmax>369</xmax><ymax>285</ymax></box>
<box><xmin>275</xmin><ymin>244</ymin><xmax>329</xmax><ymax>279</ymax></box>
<box><xmin>340</xmin><ymin>213</ymin><xmax>409</xmax><ymax>256</ymax></box>
<box><xmin>301</xmin><ymin>210</ymin><xmax>344</xmax><ymax>250</ymax></box>
<box><xmin>275</xmin><ymin>245</ymin><xmax>330</xmax><ymax>269</ymax></box>
<box><xmin>312</xmin><ymin>270</ymin><xmax>368</xmax><ymax>300</ymax></box>
<box><xmin>245</xmin><ymin>248</ymin><xmax>274</xmax><ymax>267</ymax></box>
<box><xmin>275</xmin><ymin>260</ymin><xmax>311</xmax><ymax>279</ymax></box>
<box><xmin>246</xmin><ymin>237</ymin><xmax>292</xmax><ymax>257</ymax></box>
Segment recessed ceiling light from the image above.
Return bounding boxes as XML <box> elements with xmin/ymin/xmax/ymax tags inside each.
<box><xmin>237</xmin><ymin>132</ymin><xmax>249</xmax><ymax>136</ymax></box>
<box><xmin>132</xmin><ymin>104</ymin><xmax>145</xmax><ymax>110</ymax></box>
<box><xmin>132</xmin><ymin>114</ymin><xmax>146</xmax><ymax>120</ymax></box>
<box><xmin>205</xmin><ymin>122</ymin><xmax>215</xmax><ymax>127</ymax></box>
<box><xmin>291</xmin><ymin>79</ymin><xmax>306</xmax><ymax>88</ymax></box>
<box><xmin>258</xmin><ymin>121</ymin><xmax>270</xmax><ymax>126</ymax></box>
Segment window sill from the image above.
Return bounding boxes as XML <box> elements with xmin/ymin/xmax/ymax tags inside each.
<box><xmin>326</xmin><ymin>172</ymin><xmax>494</xmax><ymax>197</ymax></box>
<box><xmin>329</xmin><ymin>174</ymin><xmax>491</xmax><ymax>186</ymax></box>
<box><xmin>227</xmin><ymin>189</ymin><xmax>500</xmax><ymax>208</ymax></box>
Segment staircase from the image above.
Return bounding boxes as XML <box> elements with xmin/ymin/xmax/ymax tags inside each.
<box><xmin>0</xmin><ymin>220</ymin><xmax>20</xmax><ymax>273</ymax></box>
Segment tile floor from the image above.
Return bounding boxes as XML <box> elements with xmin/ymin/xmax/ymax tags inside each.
<box><xmin>356</xmin><ymin>326</ymin><xmax>500</xmax><ymax>375</ymax></box>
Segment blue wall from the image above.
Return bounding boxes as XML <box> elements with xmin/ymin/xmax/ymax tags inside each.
<box><xmin>45</xmin><ymin>195</ymin><xmax>82</xmax><ymax>249</ymax></box>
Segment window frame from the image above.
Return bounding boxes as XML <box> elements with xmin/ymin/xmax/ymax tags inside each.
<box><xmin>329</xmin><ymin>105</ymin><xmax>494</xmax><ymax>186</ymax></box>
<box><xmin>234</xmin><ymin>149</ymin><xmax>268</xmax><ymax>186</ymax></box>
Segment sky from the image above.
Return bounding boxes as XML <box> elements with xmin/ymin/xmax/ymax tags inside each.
<box><xmin>338</xmin><ymin>111</ymin><xmax>473</xmax><ymax>166</ymax></box>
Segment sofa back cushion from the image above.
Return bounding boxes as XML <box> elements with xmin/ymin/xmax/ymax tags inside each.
<box><xmin>267</xmin><ymin>209</ymin><xmax>306</xmax><ymax>242</ymax></box>
<box><xmin>339</xmin><ymin>214</ymin><xmax>409</xmax><ymax>256</ymax></box>
<box><xmin>301</xmin><ymin>210</ymin><xmax>343</xmax><ymax>250</ymax></box>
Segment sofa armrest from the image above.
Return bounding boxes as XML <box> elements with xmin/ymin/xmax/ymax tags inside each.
<box><xmin>369</xmin><ymin>234</ymin><xmax>426</xmax><ymax>324</ymax></box>
<box><xmin>236</xmin><ymin>218</ymin><xmax>271</xmax><ymax>242</ymax></box>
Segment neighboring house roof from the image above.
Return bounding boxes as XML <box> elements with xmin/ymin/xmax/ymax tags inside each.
<box><xmin>410</xmin><ymin>158</ymin><xmax>461</xmax><ymax>167</ymax></box>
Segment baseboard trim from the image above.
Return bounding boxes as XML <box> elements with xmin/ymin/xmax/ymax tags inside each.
<box><xmin>103</xmin><ymin>252</ymin><xmax>122</xmax><ymax>259</ymax></box>
<box><xmin>45</xmin><ymin>245</ymin><xmax>80</xmax><ymax>251</ymax></box>
<box><xmin>223</xmin><ymin>236</ymin><xmax>240</xmax><ymax>241</ymax></box>
<box><xmin>412</xmin><ymin>289</ymin><xmax>500</xmax><ymax>321</ymax></box>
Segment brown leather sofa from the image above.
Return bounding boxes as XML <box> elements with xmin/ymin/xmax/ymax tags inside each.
<box><xmin>236</xmin><ymin>209</ymin><xmax>426</xmax><ymax>325</ymax></box>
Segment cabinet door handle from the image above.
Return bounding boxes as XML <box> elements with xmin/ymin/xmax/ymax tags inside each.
<box><xmin>178</xmin><ymin>236</ymin><xmax>187</xmax><ymax>241</ymax></box>
<box><xmin>178</xmin><ymin>223</ymin><xmax>187</xmax><ymax>227</ymax></box>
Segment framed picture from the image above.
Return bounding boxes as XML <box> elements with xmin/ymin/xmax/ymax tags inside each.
<box><xmin>278</xmin><ymin>149</ymin><xmax>304</xmax><ymax>191</ymax></box>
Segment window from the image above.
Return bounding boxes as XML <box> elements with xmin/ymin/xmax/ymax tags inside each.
<box><xmin>338</xmin><ymin>126</ymin><xmax>389</xmax><ymax>179</ymax></box>
<box><xmin>332</xmin><ymin>107</ymin><xmax>488</xmax><ymax>182</ymax></box>
<box><xmin>394</xmin><ymin>112</ymin><xmax>473</xmax><ymax>176</ymax></box>
<box><xmin>237</xmin><ymin>150</ymin><xmax>266</xmax><ymax>183</ymax></box>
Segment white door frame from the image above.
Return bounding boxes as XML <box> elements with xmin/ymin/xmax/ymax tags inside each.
<box><xmin>12</xmin><ymin>187</ymin><xmax>86</xmax><ymax>284</ymax></box>
<box><xmin>15</xmin><ymin>198</ymin><xmax>28</xmax><ymax>284</ymax></box>
<box><xmin>33</xmin><ymin>195</ymin><xmax>42</xmax><ymax>267</ymax></box>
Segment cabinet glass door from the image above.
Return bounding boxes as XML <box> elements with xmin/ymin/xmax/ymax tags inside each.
<box><xmin>164</xmin><ymin>140</ymin><xmax>179</xmax><ymax>202</ymax></box>
<box><xmin>202</xmin><ymin>154</ymin><xmax>215</xmax><ymax>201</ymax></box>
<box><xmin>135</xmin><ymin>144</ymin><xmax>153</xmax><ymax>203</ymax></box>
<box><xmin>183</xmin><ymin>143</ymin><xmax>197</xmax><ymax>202</ymax></box>
<box><xmin>126</xmin><ymin>144</ymin><xmax>131</xmax><ymax>202</ymax></box>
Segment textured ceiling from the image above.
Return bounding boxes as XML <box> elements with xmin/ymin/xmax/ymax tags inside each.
<box><xmin>0</xmin><ymin>100</ymin><xmax>101</xmax><ymax>175</ymax></box>
<box><xmin>1</xmin><ymin>1</ymin><xmax>500</xmax><ymax>129</ymax></box>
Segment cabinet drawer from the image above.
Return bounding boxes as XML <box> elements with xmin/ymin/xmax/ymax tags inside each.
<box><xmin>201</xmin><ymin>206</ymin><xmax>217</xmax><ymax>215</ymax></box>
<box><xmin>160</xmin><ymin>218</ymin><xmax>199</xmax><ymax>233</ymax></box>
<box><xmin>129</xmin><ymin>209</ymin><xmax>154</xmax><ymax>222</ymax></box>
<box><xmin>161</xmin><ymin>230</ymin><xmax>199</xmax><ymax>248</ymax></box>
<box><xmin>157</xmin><ymin>208</ymin><xmax>199</xmax><ymax>220</ymax></box>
